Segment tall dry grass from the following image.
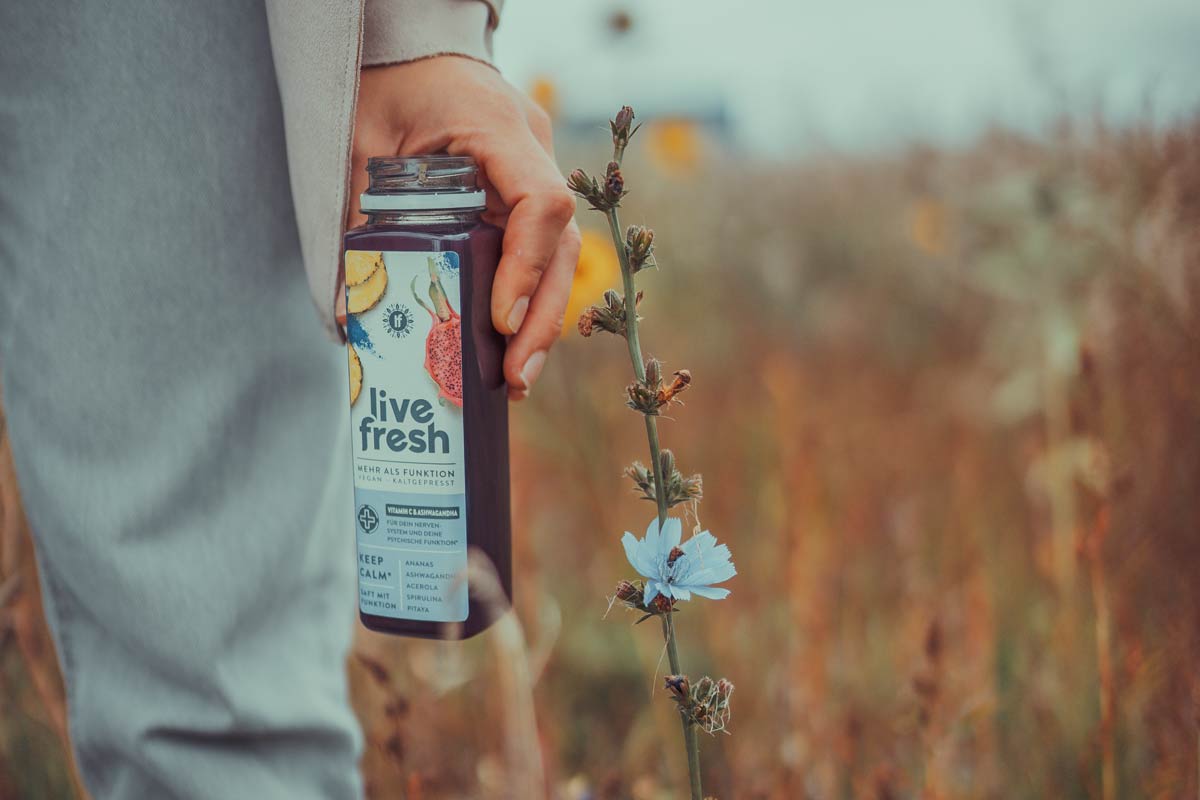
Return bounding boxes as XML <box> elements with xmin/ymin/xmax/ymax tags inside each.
<box><xmin>2</xmin><ymin>117</ymin><xmax>1200</xmax><ymax>798</ymax></box>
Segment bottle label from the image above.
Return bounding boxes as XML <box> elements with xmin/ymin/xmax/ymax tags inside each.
<box><xmin>345</xmin><ymin>249</ymin><xmax>468</xmax><ymax>623</ymax></box>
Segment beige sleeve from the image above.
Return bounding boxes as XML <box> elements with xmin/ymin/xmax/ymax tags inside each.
<box><xmin>362</xmin><ymin>0</ymin><xmax>502</xmax><ymax>67</ymax></box>
<box><xmin>264</xmin><ymin>0</ymin><xmax>504</xmax><ymax>339</ymax></box>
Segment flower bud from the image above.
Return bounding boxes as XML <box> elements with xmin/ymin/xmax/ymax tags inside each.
<box><xmin>603</xmin><ymin>161</ymin><xmax>625</xmax><ymax>206</ymax></box>
<box><xmin>566</xmin><ymin>168</ymin><xmax>592</xmax><ymax>195</ymax></box>
<box><xmin>567</xmin><ymin>168</ymin><xmax>611</xmax><ymax>211</ymax></box>
<box><xmin>658</xmin><ymin>449</ymin><xmax>676</xmax><ymax>480</ymax></box>
<box><xmin>615</xmin><ymin>580</ymin><xmax>644</xmax><ymax>607</ymax></box>
<box><xmin>625</xmin><ymin>380</ymin><xmax>659</xmax><ymax>414</ymax></box>
<box><xmin>664</xmin><ymin>674</ymin><xmax>690</xmax><ymax>702</ymax></box>
<box><xmin>624</xmin><ymin>225</ymin><xmax>656</xmax><ymax>272</ymax></box>
<box><xmin>611</xmin><ymin>105</ymin><xmax>637</xmax><ymax>151</ymax></box>
<box><xmin>644</xmin><ymin>357</ymin><xmax>662</xmax><ymax>389</ymax></box>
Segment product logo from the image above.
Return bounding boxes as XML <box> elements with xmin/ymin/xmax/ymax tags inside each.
<box><xmin>357</xmin><ymin>504</ymin><xmax>380</xmax><ymax>534</ymax></box>
<box><xmin>358</xmin><ymin>388</ymin><xmax>451</xmax><ymax>455</ymax></box>
<box><xmin>384</xmin><ymin>303</ymin><xmax>414</xmax><ymax>339</ymax></box>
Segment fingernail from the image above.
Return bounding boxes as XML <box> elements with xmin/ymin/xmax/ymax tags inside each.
<box><xmin>507</xmin><ymin>296</ymin><xmax>530</xmax><ymax>333</ymax></box>
<box><xmin>519</xmin><ymin>350</ymin><xmax>547</xmax><ymax>389</ymax></box>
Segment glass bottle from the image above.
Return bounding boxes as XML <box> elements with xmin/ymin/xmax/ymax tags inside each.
<box><xmin>343</xmin><ymin>155</ymin><xmax>509</xmax><ymax>639</ymax></box>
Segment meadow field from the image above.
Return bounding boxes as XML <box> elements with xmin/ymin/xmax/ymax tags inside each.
<box><xmin>3</xmin><ymin>117</ymin><xmax>1199</xmax><ymax>798</ymax></box>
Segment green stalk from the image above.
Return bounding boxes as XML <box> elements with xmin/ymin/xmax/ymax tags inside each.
<box><xmin>605</xmin><ymin>202</ymin><xmax>703</xmax><ymax>800</ymax></box>
<box><xmin>663</xmin><ymin>611</ymin><xmax>704</xmax><ymax>799</ymax></box>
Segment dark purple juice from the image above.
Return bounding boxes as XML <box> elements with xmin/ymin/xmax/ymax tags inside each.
<box><xmin>343</xmin><ymin>156</ymin><xmax>509</xmax><ymax>639</ymax></box>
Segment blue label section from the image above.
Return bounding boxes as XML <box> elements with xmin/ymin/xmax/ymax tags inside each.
<box><xmin>354</xmin><ymin>486</ymin><xmax>468</xmax><ymax>622</ymax></box>
<box><xmin>346</xmin><ymin>250</ymin><xmax>467</xmax><ymax>624</ymax></box>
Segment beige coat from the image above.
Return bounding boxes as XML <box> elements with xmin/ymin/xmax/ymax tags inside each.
<box><xmin>264</xmin><ymin>0</ymin><xmax>502</xmax><ymax>338</ymax></box>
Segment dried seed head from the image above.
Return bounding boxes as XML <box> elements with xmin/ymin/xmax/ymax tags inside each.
<box><xmin>657</xmin><ymin>369</ymin><xmax>692</xmax><ymax>406</ymax></box>
<box><xmin>624</xmin><ymin>461</ymin><xmax>655</xmax><ymax>501</ymax></box>
<box><xmin>577</xmin><ymin>308</ymin><xmax>596</xmax><ymax>337</ymax></box>
<box><xmin>651</xmin><ymin>594</ymin><xmax>676</xmax><ymax>614</ymax></box>
<box><xmin>674</xmin><ymin>472</ymin><xmax>704</xmax><ymax>506</ymax></box>
<box><xmin>626</xmin><ymin>363</ymin><xmax>688</xmax><ymax>416</ymax></box>
<box><xmin>667</xmin><ymin>546</ymin><xmax>686</xmax><ymax>566</ymax></box>
<box><xmin>687</xmin><ymin>675</ymin><xmax>735</xmax><ymax>734</ymax></box>
<box><xmin>578</xmin><ymin>292</ymin><xmax>633</xmax><ymax>339</ymax></box>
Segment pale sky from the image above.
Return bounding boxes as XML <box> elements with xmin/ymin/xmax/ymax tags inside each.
<box><xmin>494</xmin><ymin>0</ymin><xmax>1200</xmax><ymax>156</ymax></box>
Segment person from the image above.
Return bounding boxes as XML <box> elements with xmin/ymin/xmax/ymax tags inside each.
<box><xmin>0</xmin><ymin>0</ymin><xmax>579</xmax><ymax>797</ymax></box>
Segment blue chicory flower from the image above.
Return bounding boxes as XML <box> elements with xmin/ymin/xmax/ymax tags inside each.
<box><xmin>622</xmin><ymin>517</ymin><xmax>736</xmax><ymax>606</ymax></box>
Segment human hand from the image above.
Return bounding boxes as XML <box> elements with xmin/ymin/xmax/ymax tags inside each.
<box><xmin>346</xmin><ymin>56</ymin><xmax>580</xmax><ymax>401</ymax></box>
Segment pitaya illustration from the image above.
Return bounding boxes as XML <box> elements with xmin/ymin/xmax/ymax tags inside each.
<box><xmin>411</xmin><ymin>257</ymin><xmax>463</xmax><ymax>407</ymax></box>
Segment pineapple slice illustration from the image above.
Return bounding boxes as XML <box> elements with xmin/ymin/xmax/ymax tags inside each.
<box><xmin>345</xmin><ymin>250</ymin><xmax>383</xmax><ymax>287</ymax></box>
<box><xmin>347</xmin><ymin>259</ymin><xmax>388</xmax><ymax>314</ymax></box>
<box><xmin>348</xmin><ymin>343</ymin><xmax>363</xmax><ymax>405</ymax></box>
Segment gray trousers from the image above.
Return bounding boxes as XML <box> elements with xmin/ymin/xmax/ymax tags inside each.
<box><xmin>0</xmin><ymin>1</ymin><xmax>362</xmax><ymax>797</ymax></box>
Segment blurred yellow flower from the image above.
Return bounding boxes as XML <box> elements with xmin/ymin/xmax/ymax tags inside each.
<box><xmin>528</xmin><ymin>76</ymin><xmax>559</xmax><ymax>120</ymax></box>
<box><xmin>647</xmin><ymin>118</ymin><xmax>702</xmax><ymax>174</ymax></box>
<box><xmin>563</xmin><ymin>228</ymin><xmax>620</xmax><ymax>338</ymax></box>
<box><xmin>909</xmin><ymin>197</ymin><xmax>948</xmax><ymax>256</ymax></box>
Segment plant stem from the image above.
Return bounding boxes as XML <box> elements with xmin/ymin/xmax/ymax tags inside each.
<box><xmin>605</xmin><ymin>204</ymin><xmax>703</xmax><ymax>800</ymax></box>
<box><xmin>663</xmin><ymin>613</ymin><xmax>704</xmax><ymax>799</ymax></box>
<box><xmin>605</xmin><ymin>210</ymin><xmax>671</xmax><ymax>526</ymax></box>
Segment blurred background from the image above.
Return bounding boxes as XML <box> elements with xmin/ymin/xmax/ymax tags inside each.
<box><xmin>5</xmin><ymin>1</ymin><xmax>1200</xmax><ymax>797</ymax></box>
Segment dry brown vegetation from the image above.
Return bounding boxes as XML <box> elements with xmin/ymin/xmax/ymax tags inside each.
<box><xmin>3</xmin><ymin>118</ymin><xmax>1200</xmax><ymax>798</ymax></box>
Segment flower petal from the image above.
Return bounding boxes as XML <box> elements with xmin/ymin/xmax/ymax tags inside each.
<box><xmin>622</xmin><ymin>531</ymin><xmax>655</xmax><ymax>578</ymax></box>
<box><xmin>688</xmin><ymin>561</ymin><xmax>737</xmax><ymax>586</ymax></box>
<box><xmin>706</xmin><ymin>544</ymin><xmax>733</xmax><ymax>564</ymax></box>
<box><xmin>642</xmin><ymin>581</ymin><xmax>661</xmax><ymax>608</ymax></box>
<box><xmin>687</xmin><ymin>585</ymin><xmax>731</xmax><ymax>600</ymax></box>
<box><xmin>643</xmin><ymin>517</ymin><xmax>662</xmax><ymax>555</ymax></box>
<box><xmin>661</xmin><ymin>518</ymin><xmax>683</xmax><ymax>551</ymax></box>
<box><xmin>682</xmin><ymin>530</ymin><xmax>717</xmax><ymax>555</ymax></box>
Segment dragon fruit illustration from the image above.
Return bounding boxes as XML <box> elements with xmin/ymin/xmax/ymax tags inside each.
<box><xmin>411</xmin><ymin>257</ymin><xmax>463</xmax><ymax>408</ymax></box>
